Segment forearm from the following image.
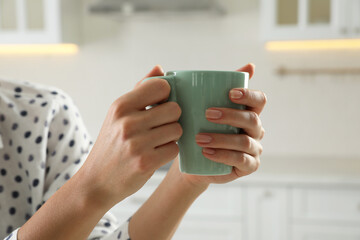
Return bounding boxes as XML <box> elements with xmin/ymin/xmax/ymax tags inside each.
<box><xmin>18</xmin><ymin>170</ymin><xmax>111</xmax><ymax>240</ymax></box>
<box><xmin>129</xmin><ymin>158</ymin><xmax>208</xmax><ymax>240</ymax></box>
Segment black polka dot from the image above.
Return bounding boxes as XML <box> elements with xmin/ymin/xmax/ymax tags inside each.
<box><xmin>35</xmin><ymin>136</ymin><xmax>42</xmax><ymax>144</ymax></box>
<box><xmin>34</xmin><ymin>116</ymin><xmax>39</xmax><ymax>123</ymax></box>
<box><xmin>14</xmin><ymin>87</ymin><xmax>22</xmax><ymax>92</ymax></box>
<box><xmin>40</xmin><ymin>162</ymin><xmax>45</xmax><ymax>169</ymax></box>
<box><xmin>33</xmin><ymin>179</ymin><xmax>39</xmax><ymax>187</ymax></box>
<box><xmin>58</xmin><ymin>134</ymin><xmax>64</xmax><ymax>140</ymax></box>
<box><xmin>24</xmin><ymin>131</ymin><xmax>32</xmax><ymax>138</ymax></box>
<box><xmin>9</xmin><ymin>207</ymin><xmax>16</xmax><ymax>215</ymax></box>
<box><xmin>52</xmin><ymin>109</ymin><xmax>56</xmax><ymax>115</ymax></box>
<box><xmin>14</xmin><ymin>94</ymin><xmax>21</xmax><ymax>98</ymax></box>
<box><xmin>8</xmin><ymin>139</ymin><xmax>12</xmax><ymax>146</ymax></box>
<box><xmin>63</xmin><ymin>105</ymin><xmax>68</xmax><ymax>110</ymax></box>
<box><xmin>51</xmin><ymin>91</ymin><xmax>58</xmax><ymax>95</ymax></box>
<box><xmin>27</xmin><ymin>197</ymin><xmax>32</xmax><ymax>204</ymax></box>
<box><xmin>18</xmin><ymin>162</ymin><xmax>22</xmax><ymax>169</ymax></box>
<box><xmin>54</xmin><ymin>173</ymin><xmax>60</xmax><ymax>179</ymax></box>
<box><xmin>104</xmin><ymin>222</ymin><xmax>111</xmax><ymax>227</ymax></box>
<box><xmin>0</xmin><ymin>185</ymin><xmax>4</xmax><ymax>193</ymax></box>
<box><xmin>25</xmin><ymin>170</ymin><xmax>29</xmax><ymax>176</ymax></box>
<box><xmin>51</xmin><ymin>150</ymin><xmax>56</xmax><ymax>156</ymax></box>
<box><xmin>48</xmin><ymin>131</ymin><xmax>52</xmax><ymax>139</ymax></box>
<box><xmin>64</xmin><ymin>173</ymin><xmax>70</xmax><ymax>180</ymax></box>
<box><xmin>29</xmin><ymin>99</ymin><xmax>35</xmax><ymax>104</ymax></box>
<box><xmin>20</xmin><ymin>110</ymin><xmax>28</xmax><ymax>117</ymax></box>
<box><xmin>36</xmin><ymin>94</ymin><xmax>43</xmax><ymax>98</ymax></box>
<box><xmin>6</xmin><ymin>225</ymin><xmax>13</xmax><ymax>234</ymax></box>
<box><xmin>12</xmin><ymin>191</ymin><xmax>19</xmax><ymax>199</ymax></box>
<box><xmin>17</xmin><ymin>146</ymin><xmax>22</xmax><ymax>154</ymax></box>
<box><xmin>12</xmin><ymin>123</ymin><xmax>18</xmax><ymax>130</ymax></box>
<box><xmin>101</xmin><ymin>230</ymin><xmax>108</xmax><ymax>234</ymax></box>
<box><xmin>36</xmin><ymin>204</ymin><xmax>42</xmax><ymax>211</ymax></box>
<box><xmin>69</xmin><ymin>140</ymin><xmax>75</xmax><ymax>147</ymax></box>
<box><xmin>74</xmin><ymin>159</ymin><xmax>81</xmax><ymax>164</ymax></box>
<box><xmin>1</xmin><ymin>168</ymin><xmax>7</xmax><ymax>176</ymax></box>
<box><xmin>62</xmin><ymin>155</ymin><xmax>68</xmax><ymax>163</ymax></box>
<box><xmin>14</xmin><ymin>175</ymin><xmax>22</xmax><ymax>183</ymax></box>
<box><xmin>44</xmin><ymin>120</ymin><xmax>48</xmax><ymax>127</ymax></box>
<box><xmin>46</xmin><ymin>166</ymin><xmax>50</xmax><ymax>175</ymax></box>
<box><xmin>0</xmin><ymin>114</ymin><xmax>5</xmax><ymax>122</ymax></box>
<box><xmin>63</xmin><ymin>119</ymin><xmax>69</xmax><ymax>125</ymax></box>
<box><xmin>41</xmin><ymin>102</ymin><xmax>48</xmax><ymax>107</ymax></box>
<box><xmin>3</xmin><ymin>153</ymin><xmax>10</xmax><ymax>161</ymax></box>
<box><xmin>28</xmin><ymin>154</ymin><xmax>34</xmax><ymax>162</ymax></box>
<box><xmin>117</xmin><ymin>231</ymin><xmax>122</xmax><ymax>239</ymax></box>
<box><xmin>25</xmin><ymin>213</ymin><xmax>31</xmax><ymax>220</ymax></box>
<box><xmin>8</xmin><ymin>103</ymin><xmax>14</xmax><ymax>108</ymax></box>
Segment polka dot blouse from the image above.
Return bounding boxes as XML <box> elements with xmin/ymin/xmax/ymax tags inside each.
<box><xmin>0</xmin><ymin>79</ymin><xmax>130</xmax><ymax>240</ymax></box>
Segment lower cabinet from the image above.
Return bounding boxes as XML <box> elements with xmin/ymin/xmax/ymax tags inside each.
<box><xmin>110</xmin><ymin>173</ymin><xmax>360</xmax><ymax>239</ymax></box>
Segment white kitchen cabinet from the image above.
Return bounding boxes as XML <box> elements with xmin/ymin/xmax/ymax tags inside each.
<box><xmin>245</xmin><ymin>186</ymin><xmax>289</xmax><ymax>240</ymax></box>
<box><xmin>292</xmin><ymin>224</ymin><xmax>360</xmax><ymax>240</ymax></box>
<box><xmin>260</xmin><ymin>0</ymin><xmax>360</xmax><ymax>41</ymax></box>
<box><xmin>110</xmin><ymin>172</ymin><xmax>360</xmax><ymax>239</ymax></box>
<box><xmin>0</xmin><ymin>0</ymin><xmax>81</xmax><ymax>44</ymax></box>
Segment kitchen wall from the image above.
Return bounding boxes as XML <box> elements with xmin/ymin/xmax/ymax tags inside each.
<box><xmin>0</xmin><ymin>0</ymin><xmax>359</xmax><ymax>172</ymax></box>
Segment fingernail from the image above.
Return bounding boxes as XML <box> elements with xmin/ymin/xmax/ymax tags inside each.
<box><xmin>196</xmin><ymin>134</ymin><xmax>212</xmax><ymax>143</ymax></box>
<box><xmin>206</xmin><ymin>109</ymin><xmax>222</xmax><ymax>119</ymax></box>
<box><xmin>203</xmin><ymin>148</ymin><xmax>216</xmax><ymax>155</ymax></box>
<box><xmin>230</xmin><ymin>89</ymin><xmax>243</xmax><ymax>99</ymax></box>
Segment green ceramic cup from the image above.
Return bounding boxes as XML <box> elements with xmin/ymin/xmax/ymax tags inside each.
<box><xmin>144</xmin><ymin>70</ymin><xmax>249</xmax><ymax>175</ymax></box>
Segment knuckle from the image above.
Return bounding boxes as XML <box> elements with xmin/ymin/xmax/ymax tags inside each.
<box><xmin>120</xmin><ymin>117</ymin><xmax>135</xmax><ymax>140</ymax></box>
<box><xmin>110</xmin><ymin>98</ymin><xmax>128</xmax><ymax>117</ymax></box>
<box><xmin>254</xmin><ymin>158</ymin><xmax>261</xmax><ymax>171</ymax></box>
<box><xmin>258</xmin><ymin>144</ymin><xmax>263</xmax><ymax>155</ymax></box>
<box><xmin>261</xmin><ymin>92</ymin><xmax>268</xmax><ymax>105</ymax></box>
<box><xmin>249</xmin><ymin>111</ymin><xmax>261</xmax><ymax>127</ymax></box>
<box><xmin>241</xmin><ymin>135</ymin><xmax>252</xmax><ymax>150</ymax></box>
<box><xmin>153</xmin><ymin>78</ymin><xmax>171</xmax><ymax>98</ymax></box>
<box><xmin>127</xmin><ymin>138</ymin><xmax>142</xmax><ymax>156</ymax></box>
<box><xmin>134</xmin><ymin>155</ymin><xmax>151</xmax><ymax>174</ymax></box>
<box><xmin>167</xmin><ymin>102</ymin><xmax>182</xmax><ymax>119</ymax></box>
<box><xmin>173</xmin><ymin>122</ymin><xmax>183</xmax><ymax>138</ymax></box>
<box><xmin>238</xmin><ymin>153</ymin><xmax>248</xmax><ymax>165</ymax></box>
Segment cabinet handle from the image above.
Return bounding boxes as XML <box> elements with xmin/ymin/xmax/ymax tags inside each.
<box><xmin>341</xmin><ymin>28</ymin><xmax>348</xmax><ymax>35</ymax></box>
<box><xmin>263</xmin><ymin>190</ymin><xmax>273</xmax><ymax>198</ymax></box>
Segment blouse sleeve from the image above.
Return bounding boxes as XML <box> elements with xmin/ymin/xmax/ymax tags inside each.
<box><xmin>19</xmin><ymin>89</ymin><xmax>131</xmax><ymax>240</ymax></box>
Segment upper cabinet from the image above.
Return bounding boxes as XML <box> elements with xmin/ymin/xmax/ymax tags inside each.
<box><xmin>260</xmin><ymin>0</ymin><xmax>360</xmax><ymax>41</ymax></box>
<box><xmin>0</xmin><ymin>0</ymin><xmax>81</xmax><ymax>44</ymax></box>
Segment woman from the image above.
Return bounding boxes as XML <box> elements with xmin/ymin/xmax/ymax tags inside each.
<box><xmin>1</xmin><ymin>64</ymin><xmax>266</xmax><ymax>240</ymax></box>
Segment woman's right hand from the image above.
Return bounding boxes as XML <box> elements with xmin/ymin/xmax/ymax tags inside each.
<box><xmin>78</xmin><ymin>66</ymin><xmax>182</xmax><ymax>209</ymax></box>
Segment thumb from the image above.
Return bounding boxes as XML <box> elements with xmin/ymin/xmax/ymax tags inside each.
<box><xmin>135</xmin><ymin>65</ymin><xmax>165</xmax><ymax>89</ymax></box>
<box><xmin>236</xmin><ymin>63</ymin><xmax>255</xmax><ymax>79</ymax></box>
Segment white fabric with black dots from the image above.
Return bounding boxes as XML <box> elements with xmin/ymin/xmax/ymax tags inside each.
<box><xmin>0</xmin><ymin>79</ymin><xmax>130</xmax><ymax>240</ymax></box>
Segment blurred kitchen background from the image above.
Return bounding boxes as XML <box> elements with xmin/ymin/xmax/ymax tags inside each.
<box><xmin>1</xmin><ymin>0</ymin><xmax>360</xmax><ymax>239</ymax></box>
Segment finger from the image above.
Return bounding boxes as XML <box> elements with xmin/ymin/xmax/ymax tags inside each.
<box><xmin>195</xmin><ymin>133</ymin><xmax>262</xmax><ymax>156</ymax></box>
<box><xmin>117</xmin><ymin>78</ymin><xmax>171</xmax><ymax>112</ymax></box>
<box><xmin>152</xmin><ymin>141</ymin><xmax>179</xmax><ymax>169</ymax></box>
<box><xmin>236</xmin><ymin>63</ymin><xmax>255</xmax><ymax>79</ymax></box>
<box><xmin>136</xmin><ymin>101</ymin><xmax>181</xmax><ymax>129</ymax></box>
<box><xmin>229</xmin><ymin>88</ymin><xmax>267</xmax><ymax>115</ymax></box>
<box><xmin>135</xmin><ymin>65</ymin><xmax>165</xmax><ymax>89</ymax></box>
<box><xmin>205</xmin><ymin>108</ymin><xmax>264</xmax><ymax>139</ymax></box>
<box><xmin>146</xmin><ymin>122</ymin><xmax>183</xmax><ymax>148</ymax></box>
<box><xmin>202</xmin><ymin>148</ymin><xmax>260</xmax><ymax>175</ymax></box>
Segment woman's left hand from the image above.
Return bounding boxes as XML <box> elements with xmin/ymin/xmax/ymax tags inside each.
<box><xmin>175</xmin><ymin>63</ymin><xmax>267</xmax><ymax>188</ymax></box>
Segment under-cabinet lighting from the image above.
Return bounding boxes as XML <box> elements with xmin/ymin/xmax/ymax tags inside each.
<box><xmin>266</xmin><ymin>39</ymin><xmax>360</xmax><ymax>51</ymax></box>
<box><xmin>0</xmin><ymin>44</ymin><xmax>78</xmax><ymax>55</ymax></box>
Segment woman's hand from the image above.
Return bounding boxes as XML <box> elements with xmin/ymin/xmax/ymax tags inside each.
<box><xmin>79</xmin><ymin>66</ymin><xmax>182</xmax><ymax>209</ymax></box>
<box><xmin>175</xmin><ymin>63</ymin><xmax>267</xmax><ymax>188</ymax></box>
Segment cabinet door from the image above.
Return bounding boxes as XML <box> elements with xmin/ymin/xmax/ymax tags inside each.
<box><xmin>245</xmin><ymin>186</ymin><xmax>289</xmax><ymax>240</ymax></box>
<box><xmin>0</xmin><ymin>0</ymin><xmax>61</xmax><ymax>43</ymax></box>
<box><xmin>173</xmin><ymin>220</ymin><xmax>243</xmax><ymax>240</ymax></box>
<box><xmin>292</xmin><ymin>224</ymin><xmax>360</xmax><ymax>240</ymax></box>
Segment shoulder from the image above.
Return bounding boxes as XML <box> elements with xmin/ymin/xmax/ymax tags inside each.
<box><xmin>0</xmin><ymin>78</ymin><xmax>77</xmax><ymax>116</ymax></box>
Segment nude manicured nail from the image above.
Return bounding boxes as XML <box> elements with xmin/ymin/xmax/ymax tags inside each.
<box><xmin>196</xmin><ymin>134</ymin><xmax>212</xmax><ymax>143</ymax></box>
<box><xmin>206</xmin><ymin>109</ymin><xmax>222</xmax><ymax>119</ymax></box>
<box><xmin>203</xmin><ymin>148</ymin><xmax>216</xmax><ymax>155</ymax></box>
<box><xmin>230</xmin><ymin>89</ymin><xmax>243</xmax><ymax>99</ymax></box>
